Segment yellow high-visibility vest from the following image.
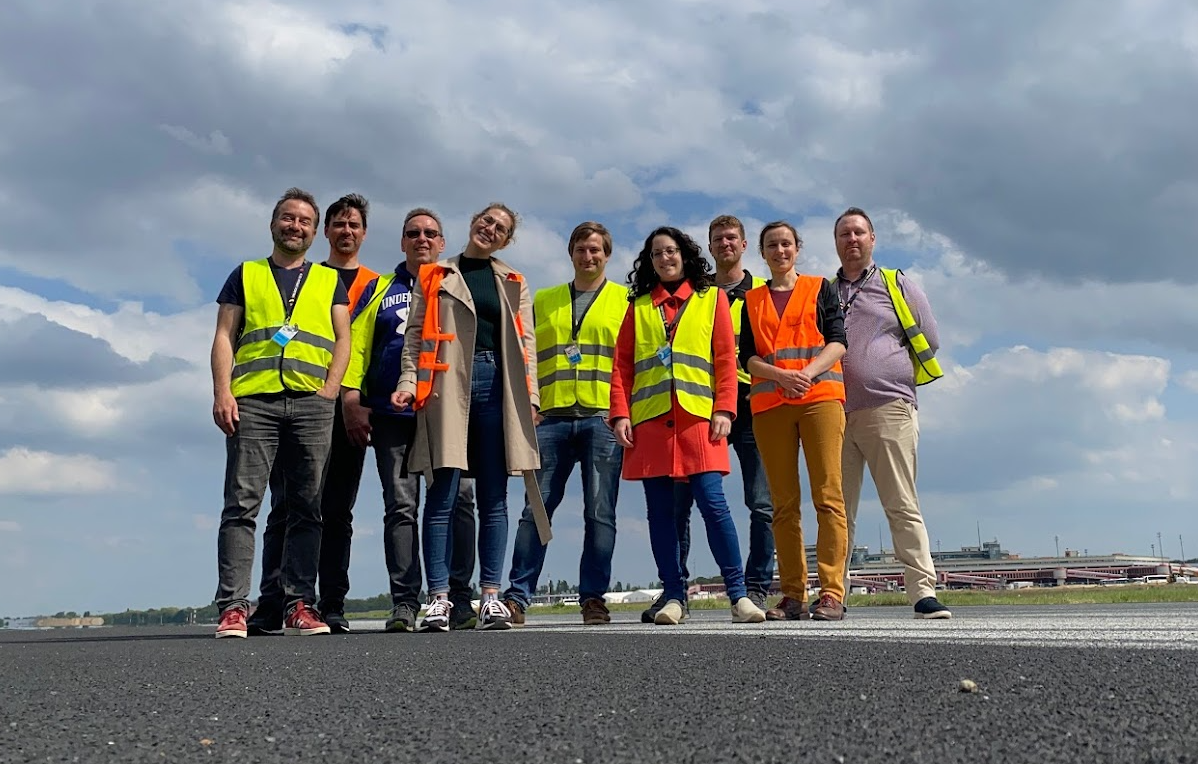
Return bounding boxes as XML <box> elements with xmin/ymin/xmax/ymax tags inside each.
<box><xmin>231</xmin><ymin>260</ymin><xmax>337</xmax><ymax>397</ymax></box>
<box><xmin>534</xmin><ymin>280</ymin><xmax>628</xmax><ymax>411</ymax></box>
<box><xmin>832</xmin><ymin>267</ymin><xmax>943</xmax><ymax>385</ymax></box>
<box><xmin>728</xmin><ymin>275</ymin><xmax>767</xmax><ymax>385</ymax></box>
<box><xmin>629</xmin><ymin>286</ymin><xmax>719</xmax><ymax>425</ymax></box>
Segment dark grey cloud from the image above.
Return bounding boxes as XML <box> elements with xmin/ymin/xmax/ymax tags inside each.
<box><xmin>0</xmin><ymin>315</ymin><xmax>188</xmax><ymax>388</ymax></box>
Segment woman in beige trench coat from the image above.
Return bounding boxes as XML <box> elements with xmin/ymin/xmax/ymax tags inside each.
<box><xmin>392</xmin><ymin>202</ymin><xmax>541</xmax><ymax>632</ymax></box>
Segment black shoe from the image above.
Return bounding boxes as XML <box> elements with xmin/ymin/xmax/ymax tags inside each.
<box><xmin>449</xmin><ymin>598</ymin><xmax>477</xmax><ymax>630</ymax></box>
<box><xmin>746</xmin><ymin>590</ymin><xmax>768</xmax><ymax>611</ymax></box>
<box><xmin>914</xmin><ymin>597</ymin><xmax>952</xmax><ymax>620</ymax></box>
<box><xmin>322</xmin><ymin>610</ymin><xmax>351</xmax><ymax>634</ymax></box>
<box><xmin>641</xmin><ymin>593</ymin><xmax>667</xmax><ymax>624</ymax></box>
<box><xmin>247</xmin><ymin>607</ymin><xmax>283</xmax><ymax>636</ymax></box>
<box><xmin>385</xmin><ymin>604</ymin><xmax>417</xmax><ymax>633</ymax></box>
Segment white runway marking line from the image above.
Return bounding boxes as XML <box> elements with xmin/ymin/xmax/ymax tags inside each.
<box><xmin>351</xmin><ymin>605</ymin><xmax>1198</xmax><ymax>649</ymax></box>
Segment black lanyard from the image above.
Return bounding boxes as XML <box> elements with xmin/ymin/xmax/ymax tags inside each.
<box><xmin>283</xmin><ymin>264</ymin><xmax>309</xmax><ymax>322</ymax></box>
<box><xmin>839</xmin><ymin>265</ymin><xmax>876</xmax><ymax>314</ymax></box>
<box><xmin>569</xmin><ymin>281</ymin><xmax>604</xmax><ymax>340</ymax></box>
<box><xmin>657</xmin><ymin>295</ymin><xmax>692</xmax><ymax>343</ymax></box>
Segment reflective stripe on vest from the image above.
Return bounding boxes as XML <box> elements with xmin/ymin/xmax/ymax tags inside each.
<box><xmin>629</xmin><ymin>287</ymin><xmax>719</xmax><ymax>425</ymax></box>
<box><xmin>730</xmin><ymin>276</ymin><xmax>768</xmax><ymax>385</ymax></box>
<box><xmin>231</xmin><ymin>259</ymin><xmax>337</xmax><ymax>397</ymax></box>
<box><xmin>831</xmin><ymin>267</ymin><xmax>943</xmax><ymax>386</ymax></box>
<box><xmin>413</xmin><ymin>265</ymin><xmax>454</xmax><ymax>410</ymax></box>
<box><xmin>745</xmin><ymin>275</ymin><xmax>845</xmax><ymax>414</ymax></box>
<box><xmin>877</xmin><ymin>268</ymin><xmax>943</xmax><ymax>385</ymax></box>
<box><xmin>533</xmin><ymin>281</ymin><xmax>628</xmax><ymax>411</ymax></box>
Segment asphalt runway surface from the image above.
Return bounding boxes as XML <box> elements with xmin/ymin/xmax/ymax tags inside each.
<box><xmin>4</xmin><ymin>603</ymin><xmax>1197</xmax><ymax>763</ymax></box>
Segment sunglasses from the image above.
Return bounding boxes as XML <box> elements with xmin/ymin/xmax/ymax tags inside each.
<box><xmin>404</xmin><ymin>228</ymin><xmax>441</xmax><ymax>239</ymax></box>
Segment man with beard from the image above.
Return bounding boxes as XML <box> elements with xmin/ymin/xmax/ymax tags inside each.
<box><xmin>211</xmin><ymin>187</ymin><xmax>351</xmax><ymax>638</ymax></box>
<box><xmin>831</xmin><ymin>207</ymin><xmax>950</xmax><ymax>620</ymax></box>
<box><xmin>250</xmin><ymin>194</ymin><xmax>379</xmax><ymax>634</ymax></box>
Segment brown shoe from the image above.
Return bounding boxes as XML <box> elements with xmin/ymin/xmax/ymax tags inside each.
<box><xmin>811</xmin><ymin>593</ymin><xmax>845</xmax><ymax>621</ymax></box>
<box><xmin>503</xmin><ymin>598</ymin><xmax>526</xmax><ymax>628</ymax></box>
<box><xmin>580</xmin><ymin>598</ymin><xmax>611</xmax><ymax>625</ymax></box>
<box><xmin>765</xmin><ymin>596</ymin><xmax>809</xmax><ymax>621</ymax></box>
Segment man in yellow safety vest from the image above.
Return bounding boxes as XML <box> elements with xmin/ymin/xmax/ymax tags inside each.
<box><xmin>209</xmin><ymin>187</ymin><xmax>351</xmax><ymax>639</ymax></box>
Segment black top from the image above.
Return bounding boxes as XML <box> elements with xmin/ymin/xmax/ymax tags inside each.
<box><xmin>738</xmin><ymin>279</ymin><xmax>846</xmax><ymax>370</ymax></box>
<box><xmin>324</xmin><ymin>264</ymin><xmax>361</xmax><ymax>295</ymax></box>
<box><xmin>459</xmin><ymin>256</ymin><xmax>501</xmax><ymax>353</ymax></box>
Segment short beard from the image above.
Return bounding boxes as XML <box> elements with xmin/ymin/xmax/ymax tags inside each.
<box><xmin>274</xmin><ymin>233</ymin><xmax>311</xmax><ymax>254</ymax></box>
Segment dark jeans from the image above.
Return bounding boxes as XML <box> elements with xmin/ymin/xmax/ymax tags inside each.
<box><xmin>372</xmin><ymin>415</ymin><xmax>477</xmax><ymax>608</ymax></box>
<box><xmin>215</xmin><ymin>393</ymin><xmax>335</xmax><ymax>613</ymax></box>
<box><xmin>256</xmin><ymin>408</ymin><xmax>477</xmax><ymax>615</ymax></box>
<box><xmin>645</xmin><ymin>472</ymin><xmax>747</xmax><ymax>603</ymax></box>
<box><xmin>675</xmin><ymin>406</ymin><xmax>774</xmax><ymax>594</ymax></box>
<box><xmin>257</xmin><ymin>397</ymin><xmax>365</xmax><ymax>615</ymax></box>
<box><xmin>423</xmin><ymin>352</ymin><xmax>509</xmax><ymax>594</ymax></box>
<box><xmin>503</xmin><ymin>415</ymin><xmax>621</xmax><ymax>608</ymax></box>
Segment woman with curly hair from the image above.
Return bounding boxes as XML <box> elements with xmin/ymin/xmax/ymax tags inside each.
<box><xmin>608</xmin><ymin>226</ymin><xmax>765</xmax><ymax>625</ymax></box>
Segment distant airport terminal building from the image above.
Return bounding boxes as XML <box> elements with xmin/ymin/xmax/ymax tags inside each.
<box><xmin>839</xmin><ymin>540</ymin><xmax>1195</xmax><ymax>591</ymax></box>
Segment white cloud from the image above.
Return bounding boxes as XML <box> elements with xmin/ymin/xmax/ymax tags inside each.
<box><xmin>157</xmin><ymin>124</ymin><xmax>232</xmax><ymax>156</ymax></box>
<box><xmin>0</xmin><ymin>448</ymin><xmax>120</xmax><ymax>495</ymax></box>
<box><xmin>0</xmin><ymin>520</ymin><xmax>20</xmax><ymax>532</ymax></box>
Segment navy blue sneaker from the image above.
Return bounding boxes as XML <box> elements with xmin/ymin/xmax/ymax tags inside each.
<box><xmin>914</xmin><ymin>597</ymin><xmax>952</xmax><ymax>620</ymax></box>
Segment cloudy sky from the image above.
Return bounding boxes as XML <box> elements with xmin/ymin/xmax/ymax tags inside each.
<box><xmin>2</xmin><ymin>0</ymin><xmax>1197</xmax><ymax>616</ymax></box>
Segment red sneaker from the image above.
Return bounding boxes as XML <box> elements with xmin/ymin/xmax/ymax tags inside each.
<box><xmin>284</xmin><ymin>602</ymin><xmax>331</xmax><ymax>636</ymax></box>
<box><xmin>215</xmin><ymin>606</ymin><xmax>248</xmax><ymax>639</ymax></box>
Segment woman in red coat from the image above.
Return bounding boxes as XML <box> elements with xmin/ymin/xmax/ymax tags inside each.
<box><xmin>609</xmin><ymin>226</ymin><xmax>765</xmax><ymax>626</ymax></box>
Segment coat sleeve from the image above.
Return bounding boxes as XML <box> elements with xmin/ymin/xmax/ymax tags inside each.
<box><xmin>518</xmin><ymin>277</ymin><xmax>539</xmax><ymax>409</ymax></box>
<box><xmin>711</xmin><ymin>289</ymin><xmax>739</xmax><ymax>418</ymax></box>
<box><xmin>608</xmin><ymin>305</ymin><xmax>636</xmax><ymax>421</ymax></box>
<box><xmin>397</xmin><ymin>272</ymin><xmax>426</xmax><ymax>396</ymax></box>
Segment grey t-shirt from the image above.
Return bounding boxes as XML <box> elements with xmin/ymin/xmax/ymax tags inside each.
<box><xmin>539</xmin><ymin>284</ymin><xmax>608</xmax><ymax>419</ymax></box>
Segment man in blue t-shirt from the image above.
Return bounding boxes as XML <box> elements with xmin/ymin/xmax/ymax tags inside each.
<box><xmin>341</xmin><ymin>207</ymin><xmax>479</xmax><ymax>632</ymax></box>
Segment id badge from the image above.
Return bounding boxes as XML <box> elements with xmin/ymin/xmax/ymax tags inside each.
<box><xmin>272</xmin><ymin>323</ymin><xmax>299</xmax><ymax>347</ymax></box>
<box><xmin>565</xmin><ymin>342</ymin><xmax>583</xmax><ymax>367</ymax></box>
<box><xmin>655</xmin><ymin>344</ymin><xmax>673</xmax><ymax>369</ymax></box>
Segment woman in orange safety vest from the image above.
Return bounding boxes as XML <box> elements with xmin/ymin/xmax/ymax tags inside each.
<box><xmin>739</xmin><ymin>221</ymin><xmax>849</xmax><ymax>622</ymax></box>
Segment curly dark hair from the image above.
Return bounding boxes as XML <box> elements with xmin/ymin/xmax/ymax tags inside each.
<box><xmin>626</xmin><ymin>226</ymin><xmax>714</xmax><ymax>300</ymax></box>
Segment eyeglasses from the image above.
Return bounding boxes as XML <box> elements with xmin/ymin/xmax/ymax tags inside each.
<box><xmin>404</xmin><ymin>228</ymin><xmax>441</xmax><ymax>240</ymax></box>
<box><xmin>478</xmin><ymin>214</ymin><xmax>510</xmax><ymax>238</ymax></box>
<box><xmin>650</xmin><ymin>246</ymin><xmax>680</xmax><ymax>259</ymax></box>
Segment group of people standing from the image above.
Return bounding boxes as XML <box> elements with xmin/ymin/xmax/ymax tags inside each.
<box><xmin>209</xmin><ymin>187</ymin><xmax>951</xmax><ymax>638</ymax></box>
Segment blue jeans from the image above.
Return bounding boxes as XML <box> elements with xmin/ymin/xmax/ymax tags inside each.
<box><xmin>504</xmin><ymin>415</ymin><xmax>621</xmax><ymax>607</ymax></box>
<box><xmin>675</xmin><ymin>409</ymin><xmax>774</xmax><ymax>593</ymax></box>
<box><xmin>645</xmin><ymin>472</ymin><xmax>747</xmax><ymax>603</ymax></box>
<box><xmin>422</xmin><ymin>352</ymin><xmax>510</xmax><ymax>595</ymax></box>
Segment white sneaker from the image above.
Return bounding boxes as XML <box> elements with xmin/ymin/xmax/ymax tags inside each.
<box><xmin>653</xmin><ymin>599</ymin><xmax>687</xmax><ymax>625</ymax></box>
<box><xmin>476</xmin><ymin>598</ymin><xmax>513</xmax><ymax>631</ymax></box>
<box><xmin>418</xmin><ymin>598</ymin><xmax>452</xmax><ymax>632</ymax></box>
<box><xmin>731</xmin><ymin>596</ymin><xmax>766</xmax><ymax>623</ymax></box>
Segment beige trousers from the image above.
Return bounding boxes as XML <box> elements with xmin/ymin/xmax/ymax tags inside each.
<box><xmin>841</xmin><ymin>399</ymin><xmax>937</xmax><ymax>603</ymax></box>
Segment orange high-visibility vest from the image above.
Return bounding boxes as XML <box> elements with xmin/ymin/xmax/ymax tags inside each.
<box><xmin>745</xmin><ymin>275</ymin><xmax>845</xmax><ymax>415</ymax></box>
<box><xmin>413</xmin><ymin>263</ymin><xmax>533</xmax><ymax>410</ymax></box>
<box><xmin>345</xmin><ymin>265</ymin><xmax>379</xmax><ymax>312</ymax></box>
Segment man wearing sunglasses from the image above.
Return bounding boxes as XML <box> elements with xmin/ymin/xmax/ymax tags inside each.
<box><xmin>339</xmin><ymin>208</ymin><xmax>480</xmax><ymax>632</ymax></box>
